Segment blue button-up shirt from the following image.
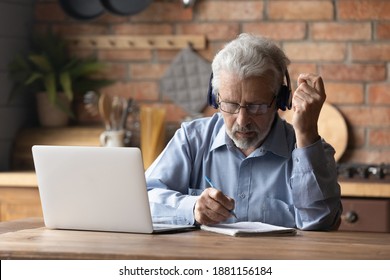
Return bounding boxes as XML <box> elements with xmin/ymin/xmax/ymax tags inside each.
<box><xmin>145</xmin><ymin>113</ymin><xmax>342</xmax><ymax>230</ymax></box>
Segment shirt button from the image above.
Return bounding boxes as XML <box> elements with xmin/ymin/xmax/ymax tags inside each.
<box><xmin>239</xmin><ymin>193</ymin><xmax>246</xmax><ymax>199</ymax></box>
<box><xmin>295</xmin><ymin>157</ymin><xmax>300</xmax><ymax>163</ymax></box>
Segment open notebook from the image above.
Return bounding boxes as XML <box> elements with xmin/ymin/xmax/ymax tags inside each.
<box><xmin>201</xmin><ymin>222</ymin><xmax>297</xmax><ymax>237</ymax></box>
<box><xmin>32</xmin><ymin>145</ymin><xmax>195</xmax><ymax>234</ymax></box>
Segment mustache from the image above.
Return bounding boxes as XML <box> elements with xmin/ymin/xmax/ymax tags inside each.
<box><xmin>232</xmin><ymin>124</ymin><xmax>258</xmax><ymax>133</ymax></box>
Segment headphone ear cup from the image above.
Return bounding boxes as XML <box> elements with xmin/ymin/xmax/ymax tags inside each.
<box><xmin>277</xmin><ymin>85</ymin><xmax>290</xmax><ymax>111</ymax></box>
<box><xmin>277</xmin><ymin>70</ymin><xmax>292</xmax><ymax>111</ymax></box>
<box><xmin>207</xmin><ymin>90</ymin><xmax>218</xmax><ymax>109</ymax></box>
<box><xmin>207</xmin><ymin>73</ymin><xmax>219</xmax><ymax>109</ymax></box>
<box><xmin>211</xmin><ymin>94</ymin><xmax>219</xmax><ymax>109</ymax></box>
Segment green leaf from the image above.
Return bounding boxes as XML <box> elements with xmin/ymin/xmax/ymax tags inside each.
<box><xmin>28</xmin><ymin>55</ymin><xmax>52</xmax><ymax>72</ymax></box>
<box><xmin>25</xmin><ymin>72</ymin><xmax>43</xmax><ymax>85</ymax></box>
<box><xmin>55</xmin><ymin>97</ymin><xmax>75</xmax><ymax>119</ymax></box>
<box><xmin>32</xmin><ymin>32</ymin><xmax>68</xmax><ymax>67</ymax></box>
<box><xmin>59</xmin><ymin>71</ymin><xmax>73</xmax><ymax>101</ymax></box>
<box><xmin>44</xmin><ymin>73</ymin><xmax>57</xmax><ymax>104</ymax></box>
<box><xmin>7</xmin><ymin>31</ymin><xmax>113</xmax><ymax>117</ymax></box>
<box><xmin>63</xmin><ymin>59</ymin><xmax>79</xmax><ymax>71</ymax></box>
<box><xmin>70</xmin><ymin>61</ymin><xmax>106</xmax><ymax>78</ymax></box>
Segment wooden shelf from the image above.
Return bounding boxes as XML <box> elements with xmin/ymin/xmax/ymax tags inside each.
<box><xmin>340</xmin><ymin>181</ymin><xmax>390</xmax><ymax>198</ymax></box>
<box><xmin>66</xmin><ymin>35</ymin><xmax>206</xmax><ymax>50</ymax></box>
<box><xmin>12</xmin><ymin>126</ymin><xmax>103</xmax><ymax>170</ymax></box>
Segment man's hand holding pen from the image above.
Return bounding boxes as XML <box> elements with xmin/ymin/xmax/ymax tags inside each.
<box><xmin>194</xmin><ymin>187</ymin><xmax>236</xmax><ymax>225</ymax></box>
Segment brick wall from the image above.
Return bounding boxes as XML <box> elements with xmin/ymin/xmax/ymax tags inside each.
<box><xmin>33</xmin><ymin>0</ymin><xmax>390</xmax><ymax>164</ymax></box>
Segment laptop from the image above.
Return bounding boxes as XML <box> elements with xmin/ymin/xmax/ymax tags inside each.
<box><xmin>32</xmin><ymin>145</ymin><xmax>196</xmax><ymax>234</ymax></box>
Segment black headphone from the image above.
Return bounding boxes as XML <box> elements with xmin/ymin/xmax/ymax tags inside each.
<box><xmin>207</xmin><ymin>70</ymin><xmax>292</xmax><ymax>111</ymax></box>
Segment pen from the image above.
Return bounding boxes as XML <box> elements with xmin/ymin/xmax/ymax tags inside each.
<box><xmin>204</xmin><ymin>176</ymin><xmax>238</xmax><ymax>219</ymax></box>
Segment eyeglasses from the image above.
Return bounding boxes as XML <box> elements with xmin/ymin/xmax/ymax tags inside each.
<box><xmin>217</xmin><ymin>94</ymin><xmax>276</xmax><ymax>115</ymax></box>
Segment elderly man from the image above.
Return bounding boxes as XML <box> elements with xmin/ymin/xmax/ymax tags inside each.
<box><xmin>145</xmin><ymin>33</ymin><xmax>342</xmax><ymax>230</ymax></box>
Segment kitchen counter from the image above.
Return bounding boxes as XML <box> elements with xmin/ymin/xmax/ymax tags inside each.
<box><xmin>0</xmin><ymin>172</ymin><xmax>37</xmax><ymax>187</ymax></box>
<box><xmin>1</xmin><ymin>171</ymin><xmax>390</xmax><ymax>232</ymax></box>
<box><xmin>1</xmin><ymin>171</ymin><xmax>390</xmax><ymax>197</ymax></box>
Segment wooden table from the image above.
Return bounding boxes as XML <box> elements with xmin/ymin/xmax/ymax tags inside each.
<box><xmin>0</xmin><ymin>218</ymin><xmax>389</xmax><ymax>260</ymax></box>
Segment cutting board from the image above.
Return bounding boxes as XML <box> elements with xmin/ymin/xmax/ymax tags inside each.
<box><xmin>279</xmin><ymin>102</ymin><xmax>348</xmax><ymax>161</ymax></box>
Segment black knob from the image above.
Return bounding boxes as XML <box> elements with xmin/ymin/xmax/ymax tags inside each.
<box><xmin>343</xmin><ymin>211</ymin><xmax>358</xmax><ymax>223</ymax></box>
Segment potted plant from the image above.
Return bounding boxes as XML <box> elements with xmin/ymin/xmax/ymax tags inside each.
<box><xmin>8</xmin><ymin>32</ymin><xmax>112</xmax><ymax>127</ymax></box>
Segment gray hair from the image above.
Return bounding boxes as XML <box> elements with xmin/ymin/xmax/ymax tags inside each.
<box><xmin>211</xmin><ymin>33</ymin><xmax>290</xmax><ymax>95</ymax></box>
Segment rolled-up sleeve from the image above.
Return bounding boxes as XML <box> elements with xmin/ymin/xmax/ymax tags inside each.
<box><xmin>291</xmin><ymin>139</ymin><xmax>342</xmax><ymax>230</ymax></box>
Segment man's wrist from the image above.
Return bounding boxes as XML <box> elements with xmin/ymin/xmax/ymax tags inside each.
<box><xmin>295</xmin><ymin>131</ymin><xmax>320</xmax><ymax>148</ymax></box>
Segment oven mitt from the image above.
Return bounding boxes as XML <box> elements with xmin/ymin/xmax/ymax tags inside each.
<box><xmin>159</xmin><ymin>47</ymin><xmax>211</xmax><ymax>115</ymax></box>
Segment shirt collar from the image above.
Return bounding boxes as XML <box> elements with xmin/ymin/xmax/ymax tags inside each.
<box><xmin>210</xmin><ymin>114</ymin><xmax>291</xmax><ymax>158</ymax></box>
<box><xmin>210</xmin><ymin>123</ymin><xmax>229</xmax><ymax>151</ymax></box>
<box><xmin>259</xmin><ymin>115</ymin><xmax>290</xmax><ymax>158</ymax></box>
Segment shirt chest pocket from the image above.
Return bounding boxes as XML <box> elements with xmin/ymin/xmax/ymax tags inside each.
<box><xmin>261</xmin><ymin>198</ymin><xmax>296</xmax><ymax>228</ymax></box>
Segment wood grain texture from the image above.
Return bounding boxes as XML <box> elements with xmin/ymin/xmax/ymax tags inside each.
<box><xmin>340</xmin><ymin>181</ymin><xmax>390</xmax><ymax>198</ymax></box>
<box><xmin>0</xmin><ymin>218</ymin><xmax>389</xmax><ymax>260</ymax></box>
<box><xmin>66</xmin><ymin>35</ymin><xmax>206</xmax><ymax>50</ymax></box>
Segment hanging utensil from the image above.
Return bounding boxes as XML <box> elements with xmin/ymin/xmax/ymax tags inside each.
<box><xmin>59</xmin><ymin>0</ymin><xmax>105</xmax><ymax>20</ymax></box>
<box><xmin>84</xmin><ymin>91</ymin><xmax>100</xmax><ymax>117</ymax></box>
<box><xmin>101</xmin><ymin>0</ymin><xmax>153</xmax><ymax>16</ymax></box>
<box><xmin>120</xmin><ymin>98</ymin><xmax>133</xmax><ymax>130</ymax></box>
<box><xmin>98</xmin><ymin>94</ymin><xmax>112</xmax><ymax>130</ymax></box>
<box><xmin>110</xmin><ymin>96</ymin><xmax>126</xmax><ymax>131</ymax></box>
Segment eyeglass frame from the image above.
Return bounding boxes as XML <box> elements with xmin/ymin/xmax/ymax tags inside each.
<box><xmin>217</xmin><ymin>94</ymin><xmax>277</xmax><ymax>115</ymax></box>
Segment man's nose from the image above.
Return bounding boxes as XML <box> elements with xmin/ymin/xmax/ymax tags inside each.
<box><xmin>236</xmin><ymin>107</ymin><xmax>251</xmax><ymax>127</ymax></box>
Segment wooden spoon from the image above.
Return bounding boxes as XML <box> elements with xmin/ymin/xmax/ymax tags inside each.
<box><xmin>98</xmin><ymin>94</ymin><xmax>112</xmax><ymax>130</ymax></box>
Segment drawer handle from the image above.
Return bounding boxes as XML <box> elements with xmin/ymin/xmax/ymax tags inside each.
<box><xmin>342</xmin><ymin>211</ymin><xmax>359</xmax><ymax>224</ymax></box>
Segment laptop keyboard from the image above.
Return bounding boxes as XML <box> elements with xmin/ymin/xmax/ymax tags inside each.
<box><xmin>153</xmin><ymin>223</ymin><xmax>190</xmax><ymax>229</ymax></box>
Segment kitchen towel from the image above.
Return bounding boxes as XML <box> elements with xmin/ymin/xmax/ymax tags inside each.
<box><xmin>159</xmin><ymin>47</ymin><xmax>212</xmax><ymax>115</ymax></box>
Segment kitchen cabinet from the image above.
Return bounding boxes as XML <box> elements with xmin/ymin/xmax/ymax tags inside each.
<box><xmin>0</xmin><ymin>126</ymin><xmax>103</xmax><ymax>222</ymax></box>
<box><xmin>0</xmin><ymin>172</ymin><xmax>41</xmax><ymax>222</ymax></box>
<box><xmin>337</xmin><ymin>174</ymin><xmax>390</xmax><ymax>233</ymax></box>
<box><xmin>340</xmin><ymin>197</ymin><xmax>390</xmax><ymax>232</ymax></box>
